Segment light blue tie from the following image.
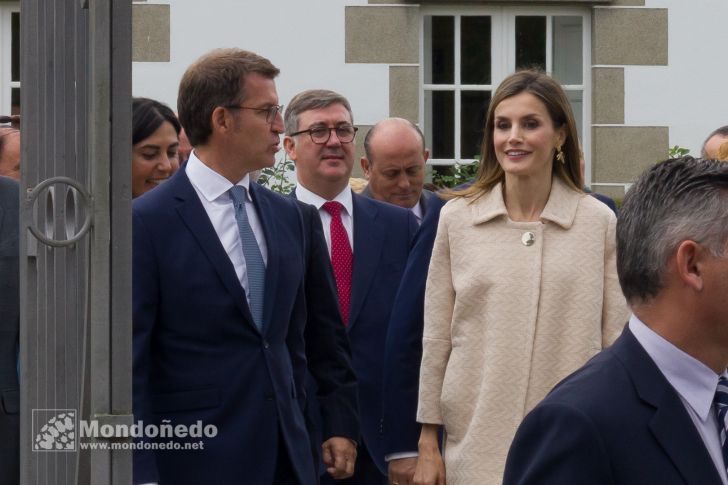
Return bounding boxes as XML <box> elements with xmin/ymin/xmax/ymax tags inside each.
<box><xmin>229</xmin><ymin>185</ymin><xmax>265</xmax><ymax>330</ymax></box>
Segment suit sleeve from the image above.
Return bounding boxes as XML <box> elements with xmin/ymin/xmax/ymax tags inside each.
<box><xmin>601</xmin><ymin>213</ymin><xmax>628</xmax><ymax>347</ymax></box>
<box><xmin>416</xmin><ymin>209</ymin><xmax>454</xmax><ymax>425</ymax></box>
<box><xmin>503</xmin><ymin>403</ymin><xmax>614</xmax><ymax>485</ymax></box>
<box><xmin>300</xmin><ymin>202</ymin><xmax>360</xmax><ymax>442</ymax></box>
<box><xmin>382</xmin><ymin>208</ymin><xmax>441</xmax><ymax>454</ymax></box>
<box><xmin>131</xmin><ymin>209</ymin><xmax>160</xmax><ymax>484</ymax></box>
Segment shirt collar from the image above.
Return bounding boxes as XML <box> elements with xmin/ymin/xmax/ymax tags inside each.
<box><xmin>295</xmin><ymin>183</ymin><xmax>354</xmax><ymax>217</ymax></box>
<box><xmin>186</xmin><ymin>152</ymin><xmax>251</xmax><ymax>202</ymax></box>
<box><xmin>471</xmin><ymin>176</ymin><xmax>580</xmax><ymax>229</ymax></box>
<box><xmin>411</xmin><ymin>200</ymin><xmax>423</xmax><ymax>224</ymax></box>
<box><xmin>629</xmin><ymin>314</ymin><xmax>727</xmax><ymax>421</ymax></box>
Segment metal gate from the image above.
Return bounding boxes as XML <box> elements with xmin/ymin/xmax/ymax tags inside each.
<box><xmin>19</xmin><ymin>0</ymin><xmax>132</xmax><ymax>483</ymax></box>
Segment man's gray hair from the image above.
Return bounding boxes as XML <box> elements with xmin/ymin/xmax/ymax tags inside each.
<box><xmin>617</xmin><ymin>156</ymin><xmax>728</xmax><ymax>304</ymax></box>
<box><xmin>701</xmin><ymin>125</ymin><xmax>728</xmax><ymax>157</ymax></box>
<box><xmin>284</xmin><ymin>89</ymin><xmax>353</xmax><ymax>135</ymax></box>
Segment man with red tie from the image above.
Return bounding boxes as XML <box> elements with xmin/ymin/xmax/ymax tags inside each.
<box><xmin>284</xmin><ymin>90</ymin><xmax>417</xmax><ymax>484</ymax></box>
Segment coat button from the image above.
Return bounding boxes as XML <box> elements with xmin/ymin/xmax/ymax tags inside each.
<box><xmin>263</xmin><ymin>340</ymin><xmax>270</xmax><ymax>349</ymax></box>
<box><xmin>521</xmin><ymin>232</ymin><xmax>535</xmax><ymax>246</ymax></box>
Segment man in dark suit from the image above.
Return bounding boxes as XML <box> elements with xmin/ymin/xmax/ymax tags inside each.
<box><xmin>0</xmin><ymin>176</ymin><xmax>19</xmax><ymax>485</ymax></box>
<box><xmin>381</xmin><ymin>191</ymin><xmax>445</xmax><ymax>485</ymax></box>
<box><xmin>359</xmin><ymin>118</ymin><xmax>435</xmax><ymax>224</ymax></box>
<box><xmin>504</xmin><ymin>156</ymin><xmax>728</xmax><ymax>485</ymax></box>
<box><xmin>133</xmin><ymin>49</ymin><xmax>358</xmax><ymax>485</ymax></box>
<box><xmin>284</xmin><ymin>90</ymin><xmax>418</xmax><ymax>484</ymax></box>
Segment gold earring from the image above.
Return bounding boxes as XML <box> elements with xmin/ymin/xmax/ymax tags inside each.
<box><xmin>556</xmin><ymin>145</ymin><xmax>566</xmax><ymax>164</ymax></box>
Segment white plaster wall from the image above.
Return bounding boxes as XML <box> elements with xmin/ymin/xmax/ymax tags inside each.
<box><xmin>623</xmin><ymin>0</ymin><xmax>728</xmax><ymax>155</ymax></box>
<box><xmin>132</xmin><ymin>0</ymin><xmax>389</xmax><ymax>125</ymax></box>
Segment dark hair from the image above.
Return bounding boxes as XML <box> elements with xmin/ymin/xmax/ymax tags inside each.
<box><xmin>452</xmin><ymin>69</ymin><xmax>582</xmax><ymax>200</ymax></box>
<box><xmin>132</xmin><ymin>97</ymin><xmax>181</xmax><ymax>145</ymax></box>
<box><xmin>363</xmin><ymin>118</ymin><xmax>425</xmax><ymax>162</ymax></box>
<box><xmin>617</xmin><ymin>156</ymin><xmax>728</xmax><ymax>304</ymax></box>
<box><xmin>701</xmin><ymin>125</ymin><xmax>728</xmax><ymax>158</ymax></box>
<box><xmin>177</xmin><ymin>48</ymin><xmax>279</xmax><ymax>146</ymax></box>
<box><xmin>284</xmin><ymin>89</ymin><xmax>353</xmax><ymax>135</ymax></box>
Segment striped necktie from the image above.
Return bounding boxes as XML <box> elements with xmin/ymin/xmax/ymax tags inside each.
<box><xmin>322</xmin><ymin>201</ymin><xmax>352</xmax><ymax>325</ymax></box>
<box><xmin>229</xmin><ymin>185</ymin><xmax>265</xmax><ymax>330</ymax></box>
<box><xmin>715</xmin><ymin>375</ymin><xmax>728</xmax><ymax>474</ymax></box>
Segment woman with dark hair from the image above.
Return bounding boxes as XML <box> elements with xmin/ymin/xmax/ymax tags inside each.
<box><xmin>413</xmin><ymin>70</ymin><xmax>629</xmax><ymax>484</ymax></box>
<box><xmin>132</xmin><ymin>97</ymin><xmax>181</xmax><ymax>198</ymax></box>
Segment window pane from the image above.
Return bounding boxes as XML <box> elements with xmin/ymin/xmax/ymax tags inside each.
<box><xmin>516</xmin><ymin>16</ymin><xmax>546</xmax><ymax>71</ymax></box>
<box><xmin>425</xmin><ymin>16</ymin><xmax>454</xmax><ymax>85</ymax></box>
<box><xmin>461</xmin><ymin>91</ymin><xmax>490</xmax><ymax>160</ymax></box>
<box><xmin>425</xmin><ymin>90</ymin><xmax>454</xmax><ymax>158</ymax></box>
<box><xmin>566</xmin><ymin>90</ymin><xmax>583</xmax><ymax>142</ymax></box>
<box><xmin>553</xmin><ymin>16</ymin><xmax>583</xmax><ymax>84</ymax></box>
<box><xmin>11</xmin><ymin>88</ymin><xmax>20</xmax><ymax>115</ymax></box>
<box><xmin>461</xmin><ymin>16</ymin><xmax>491</xmax><ymax>85</ymax></box>
<box><xmin>11</xmin><ymin>12</ymin><xmax>20</xmax><ymax>82</ymax></box>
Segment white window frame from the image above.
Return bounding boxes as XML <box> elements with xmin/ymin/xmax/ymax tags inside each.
<box><xmin>0</xmin><ymin>3</ymin><xmax>20</xmax><ymax>116</ymax></box>
<box><xmin>420</xmin><ymin>5</ymin><xmax>592</xmax><ymax>182</ymax></box>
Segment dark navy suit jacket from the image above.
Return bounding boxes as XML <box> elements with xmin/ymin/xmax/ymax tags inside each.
<box><xmin>133</xmin><ymin>168</ymin><xmax>357</xmax><ymax>485</ymax></box>
<box><xmin>300</xmin><ymin>191</ymin><xmax>417</xmax><ymax>474</ymax></box>
<box><xmin>504</xmin><ymin>326</ymin><xmax>724</xmax><ymax>485</ymax></box>
<box><xmin>381</xmin><ymin>193</ymin><xmax>445</xmax><ymax>457</ymax></box>
<box><xmin>0</xmin><ymin>176</ymin><xmax>19</xmax><ymax>485</ymax></box>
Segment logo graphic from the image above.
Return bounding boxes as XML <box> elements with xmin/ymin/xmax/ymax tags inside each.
<box><xmin>32</xmin><ymin>409</ymin><xmax>77</xmax><ymax>452</ymax></box>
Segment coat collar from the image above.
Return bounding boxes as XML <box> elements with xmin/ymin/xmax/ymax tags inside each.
<box><xmin>471</xmin><ymin>177</ymin><xmax>581</xmax><ymax>229</ymax></box>
<box><xmin>612</xmin><ymin>327</ymin><xmax>725</xmax><ymax>485</ymax></box>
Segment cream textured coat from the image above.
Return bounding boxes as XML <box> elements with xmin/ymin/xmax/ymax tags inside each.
<box><xmin>417</xmin><ymin>178</ymin><xmax>629</xmax><ymax>484</ymax></box>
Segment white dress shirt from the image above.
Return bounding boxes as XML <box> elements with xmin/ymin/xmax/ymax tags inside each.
<box><xmin>295</xmin><ymin>184</ymin><xmax>354</xmax><ymax>252</ymax></box>
<box><xmin>410</xmin><ymin>200</ymin><xmax>423</xmax><ymax>225</ymax></box>
<box><xmin>186</xmin><ymin>153</ymin><xmax>268</xmax><ymax>307</ymax></box>
<box><xmin>629</xmin><ymin>314</ymin><xmax>728</xmax><ymax>485</ymax></box>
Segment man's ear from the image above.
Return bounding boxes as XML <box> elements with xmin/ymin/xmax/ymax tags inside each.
<box><xmin>210</xmin><ymin>106</ymin><xmax>231</xmax><ymax>135</ymax></box>
<box><xmin>283</xmin><ymin>136</ymin><xmax>296</xmax><ymax>161</ymax></box>
<box><xmin>423</xmin><ymin>148</ymin><xmax>430</xmax><ymax>164</ymax></box>
<box><xmin>360</xmin><ymin>157</ymin><xmax>371</xmax><ymax>178</ymax></box>
<box><xmin>674</xmin><ymin>240</ymin><xmax>704</xmax><ymax>292</ymax></box>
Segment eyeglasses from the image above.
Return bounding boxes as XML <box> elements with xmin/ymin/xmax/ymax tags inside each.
<box><xmin>225</xmin><ymin>104</ymin><xmax>283</xmax><ymax>124</ymax></box>
<box><xmin>289</xmin><ymin>125</ymin><xmax>358</xmax><ymax>144</ymax></box>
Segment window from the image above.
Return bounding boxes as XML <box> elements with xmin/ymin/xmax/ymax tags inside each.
<box><xmin>0</xmin><ymin>4</ymin><xmax>20</xmax><ymax>116</ymax></box>
<box><xmin>421</xmin><ymin>6</ymin><xmax>591</xmax><ymax>170</ymax></box>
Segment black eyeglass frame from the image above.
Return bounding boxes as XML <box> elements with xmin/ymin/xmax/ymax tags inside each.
<box><xmin>289</xmin><ymin>125</ymin><xmax>359</xmax><ymax>145</ymax></box>
<box><xmin>225</xmin><ymin>104</ymin><xmax>283</xmax><ymax>124</ymax></box>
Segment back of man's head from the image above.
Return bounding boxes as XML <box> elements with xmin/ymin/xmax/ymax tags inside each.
<box><xmin>617</xmin><ymin>156</ymin><xmax>728</xmax><ymax>305</ymax></box>
<box><xmin>177</xmin><ymin>48</ymin><xmax>279</xmax><ymax>147</ymax></box>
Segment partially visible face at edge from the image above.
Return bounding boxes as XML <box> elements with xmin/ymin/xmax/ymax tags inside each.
<box><xmin>131</xmin><ymin>120</ymin><xmax>179</xmax><ymax>198</ymax></box>
<box><xmin>0</xmin><ymin>130</ymin><xmax>20</xmax><ymax>180</ymax></box>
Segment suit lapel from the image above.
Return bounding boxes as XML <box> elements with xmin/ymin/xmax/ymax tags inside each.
<box><xmin>173</xmin><ymin>170</ymin><xmax>258</xmax><ymax>332</ymax></box>
<box><xmin>249</xmin><ymin>183</ymin><xmax>280</xmax><ymax>334</ymax></box>
<box><xmin>348</xmin><ymin>194</ymin><xmax>384</xmax><ymax>330</ymax></box>
<box><xmin>616</xmin><ymin>329</ymin><xmax>723</xmax><ymax>485</ymax></box>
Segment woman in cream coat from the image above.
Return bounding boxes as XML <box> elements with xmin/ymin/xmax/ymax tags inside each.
<box><xmin>413</xmin><ymin>70</ymin><xmax>629</xmax><ymax>485</ymax></box>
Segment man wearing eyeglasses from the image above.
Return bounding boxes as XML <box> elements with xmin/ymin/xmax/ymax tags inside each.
<box><xmin>284</xmin><ymin>90</ymin><xmax>418</xmax><ymax>485</ymax></box>
<box><xmin>132</xmin><ymin>49</ymin><xmax>358</xmax><ymax>485</ymax></box>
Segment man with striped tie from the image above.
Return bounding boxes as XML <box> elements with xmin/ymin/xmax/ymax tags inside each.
<box><xmin>504</xmin><ymin>156</ymin><xmax>728</xmax><ymax>485</ymax></box>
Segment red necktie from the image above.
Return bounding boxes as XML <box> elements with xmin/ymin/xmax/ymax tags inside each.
<box><xmin>322</xmin><ymin>201</ymin><xmax>352</xmax><ymax>325</ymax></box>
